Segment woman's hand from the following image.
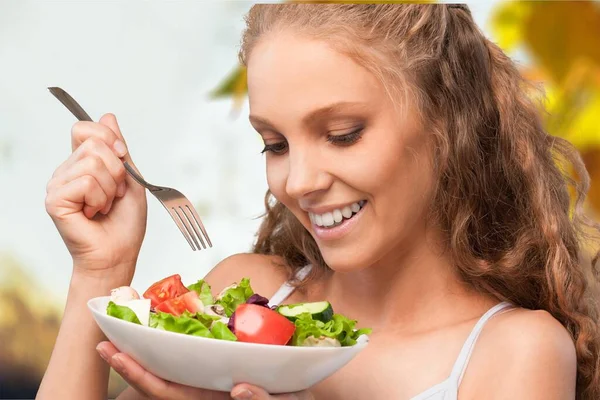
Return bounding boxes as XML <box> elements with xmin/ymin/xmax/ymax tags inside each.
<box><xmin>45</xmin><ymin>113</ymin><xmax>147</xmax><ymax>283</ymax></box>
<box><xmin>96</xmin><ymin>342</ymin><xmax>314</xmax><ymax>400</ymax></box>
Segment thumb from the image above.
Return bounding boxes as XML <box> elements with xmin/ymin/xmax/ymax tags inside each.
<box><xmin>231</xmin><ymin>384</ymin><xmax>314</xmax><ymax>400</ymax></box>
<box><xmin>98</xmin><ymin>113</ymin><xmax>137</xmax><ymax>167</ymax></box>
<box><xmin>98</xmin><ymin>113</ymin><xmax>145</xmax><ymax>182</ymax></box>
<box><xmin>98</xmin><ymin>113</ymin><xmax>146</xmax><ymax>200</ymax></box>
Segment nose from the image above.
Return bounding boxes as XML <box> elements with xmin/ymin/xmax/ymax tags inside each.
<box><xmin>285</xmin><ymin>147</ymin><xmax>331</xmax><ymax>199</ymax></box>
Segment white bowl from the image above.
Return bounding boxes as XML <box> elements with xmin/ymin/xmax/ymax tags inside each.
<box><xmin>88</xmin><ymin>296</ymin><xmax>369</xmax><ymax>394</ymax></box>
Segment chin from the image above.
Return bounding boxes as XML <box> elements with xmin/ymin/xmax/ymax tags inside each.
<box><xmin>318</xmin><ymin>243</ymin><xmax>376</xmax><ymax>273</ymax></box>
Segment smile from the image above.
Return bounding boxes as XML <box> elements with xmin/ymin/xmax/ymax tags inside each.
<box><xmin>308</xmin><ymin>200</ymin><xmax>367</xmax><ymax>228</ymax></box>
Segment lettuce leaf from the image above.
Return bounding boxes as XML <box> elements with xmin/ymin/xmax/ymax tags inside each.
<box><xmin>147</xmin><ymin>311</ymin><xmax>237</xmax><ymax>341</ymax></box>
<box><xmin>107</xmin><ymin>301</ymin><xmax>141</xmax><ymax>325</ymax></box>
<box><xmin>187</xmin><ymin>279</ymin><xmax>214</xmax><ymax>305</ymax></box>
<box><xmin>215</xmin><ymin>278</ymin><xmax>254</xmax><ymax>317</ymax></box>
<box><xmin>291</xmin><ymin>313</ymin><xmax>371</xmax><ymax>347</ymax></box>
<box><xmin>149</xmin><ymin>311</ymin><xmax>213</xmax><ymax>338</ymax></box>
<box><xmin>211</xmin><ymin>321</ymin><xmax>237</xmax><ymax>341</ymax></box>
<box><xmin>194</xmin><ymin>312</ymin><xmax>221</xmax><ymax>328</ymax></box>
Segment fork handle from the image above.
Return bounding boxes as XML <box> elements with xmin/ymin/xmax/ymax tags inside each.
<box><xmin>49</xmin><ymin>87</ymin><xmax>94</xmax><ymax>122</ymax></box>
<box><xmin>122</xmin><ymin>161</ymin><xmax>163</xmax><ymax>192</ymax></box>
<box><xmin>48</xmin><ymin>87</ymin><xmax>163</xmax><ymax>192</ymax></box>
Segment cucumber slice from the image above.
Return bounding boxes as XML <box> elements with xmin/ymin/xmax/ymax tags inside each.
<box><xmin>277</xmin><ymin>301</ymin><xmax>334</xmax><ymax>322</ymax></box>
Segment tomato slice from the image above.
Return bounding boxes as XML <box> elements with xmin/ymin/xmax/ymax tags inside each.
<box><xmin>143</xmin><ymin>274</ymin><xmax>189</xmax><ymax>308</ymax></box>
<box><xmin>154</xmin><ymin>291</ymin><xmax>202</xmax><ymax>316</ymax></box>
<box><xmin>233</xmin><ymin>304</ymin><xmax>296</xmax><ymax>345</ymax></box>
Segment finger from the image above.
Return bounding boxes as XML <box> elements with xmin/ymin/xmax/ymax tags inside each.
<box><xmin>99</xmin><ymin>113</ymin><xmax>147</xmax><ymax>176</ymax></box>
<box><xmin>71</xmin><ymin>120</ymin><xmax>127</xmax><ymax>159</ymax></box>
<box><xmin>119</xmin><ymin>386</ymin><xmax>150</xmax><ymax>400</ymax></box>
<box><xmin>98</xmin><ymin>113</ymin><xmax>133</xmax><ymax>164</ymax></box>
<box><xmin>50</xmin><ymin>138</ymin><xmax>127</xmax><ymax>198</ymax></box>
<box><xmin>45</xmin><ymin>175</ymin><xmax>108</xmax><ymax>220</ymax></box>
<box><xmin>47</xmin><ymin>155</ymin><xmax>118</xmax><ymax>216</ymax></box>
<box><xmin>54</xmin><ymin>154</ymin><xmax>117</xmax><ymax>200</ymax></box>
<box><xmin>96</xmin><ymin>342</ymin><xmax>151</xmax><ymax>399</ymax></box>
<box><xmin>96</xmin><ymin>341</ymin><xmax>119</xmax><ymax>358</ymax></box>
<box><xmin>102</xmin><ymin>350</ymin><xmax>223</xmax><ymax>400</ymax></box>
<box><xmin>231</xmin><ymin>384</ymin><xmax>314</xmax><ymax>400</ymax></box>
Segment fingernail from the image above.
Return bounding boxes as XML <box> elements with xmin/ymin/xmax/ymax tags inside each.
<box><xmin>231</xmin><ymin>388</ymin><xmax>253</xmax><ymax>400</ymax></box>
<box><xmin>111</xmin><ymin>354</ymin><xmax>127</xmax><ymax>377</ymax></box>
<box><xmin>117</xmin><ymin>182</ymin><xmax>126</xmax><ymax>197</ymax></box>
<box><xmin>96</xmin><ymin>345</ymin><xmax>109</xmax><ymax>363</ymax></box>
<box><xmin>113</xmin><ymin>140</ymin><xmax>127</xmax><ymax>157</ymax></box>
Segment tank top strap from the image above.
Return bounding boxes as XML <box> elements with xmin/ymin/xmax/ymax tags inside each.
<box><xmin>267</xmin><ymin>264</ymin><xmax>313</xmax><ymax>307</ymax></box>
<box><xmin>448</xmin><ymin>301</ymin><xmax>515</xmax><ymax>387</ymax></box>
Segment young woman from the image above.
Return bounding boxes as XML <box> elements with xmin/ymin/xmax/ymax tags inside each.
<box><xmin>38</xmin><ymin>4</ymin><xmax>600</xmax><ymax>400</ymax></box>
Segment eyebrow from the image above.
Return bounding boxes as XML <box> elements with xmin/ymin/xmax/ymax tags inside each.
<box><xmin>249</xmin><ymin>101</ymin><xmax>368</xmax><ymax>131</ymax></box>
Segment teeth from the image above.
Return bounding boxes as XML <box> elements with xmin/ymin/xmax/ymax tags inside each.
<box><xmin>333</xmin><ymin>209</ymin><xmax>343</xmax><ymax>223</ymax></box>
<box><xmin>341</xmin><ymin>206</ymin><xmax>352</xmax><ymax>218</ymax></box>
<box><xmin>309</xmin><ymin>201</ymin><xmax>366</xmax><ymax>228</ymax></box>
<box><xmin>322</xmin><ymin>212</ymin><xmax>334</xmax><ymax>227</ymax></box>
<box><xmin>315</xmin><ymin>214</ymin><xmax>323</xmax><ymax>226</ymax></box>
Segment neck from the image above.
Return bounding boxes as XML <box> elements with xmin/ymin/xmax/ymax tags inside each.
<box><xmin>325</xmin><ymin>231</ymin><xmax>496</xmax><ymax>333</ymax></box>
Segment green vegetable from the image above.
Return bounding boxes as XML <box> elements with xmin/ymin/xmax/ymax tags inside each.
<box><xmin>277</xmin><ymin>301</ymin><xmax>334</xmax><ymax>322</ymax></box>
<box><xmin>187</xmin><ymin>279</ymin><xmax>214</xmax><ymax>305</ymax></box>
<box><xmin>147</xmin><ymin>311</ymin><xmax>237</xmax><ymax>341</ymax></box>
<box><xmin>215</xmin><ymin>278</ymin><xmax>254</xmax><ymax>317</ymax></box>
<box><xmin>211</xmin><ymin>321</ymin><xmax>237</xmax><ymax>341</ymax></box>
<box><xmin>291</xmin><ymin>313</ymin><xmax>371</xmax><ymax>347</ymax></box>
<box><xmin>107</xmin><ymin>301</ymin><xmax>141</xmax><ymax>325</ymax></box>
<box><xmin>194</xmin><ymin>312</ymin><xmax>221</xmax><ymax>328</ymax></box>
<box><xmin>149</xmin><ymin>311</ymin><xmax>213</xmax><ymax>338</ymax></box>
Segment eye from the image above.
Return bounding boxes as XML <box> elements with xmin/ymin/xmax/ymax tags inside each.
<box><xmin>261</xmin><ymin>141</ymin><xmax>288</xmax><ymax>155</ymax></box>
<box><xmin>327</xmin><ymin>127</ymin><xmax>364</xmax><ymax>146</ymax></box>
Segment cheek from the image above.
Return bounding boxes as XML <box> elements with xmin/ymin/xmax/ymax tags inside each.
<box><xmin>265</xmin><ymin>159</ymin><xmax>288</xmax><ymax>200</ymax></box>
<box><xmin>337</xmin><ymin>134</ymin><xmax>430</xmax><ymax>198</ymax></box>
<box><xmin>365</xmin><ymin>131</ymin><xmax>434</xmax><ymax>221</ymax></box>
<box><xmin>383</xmin><ymin>152</ymin><xmax>434</xmax><ymax>240</ymax></box>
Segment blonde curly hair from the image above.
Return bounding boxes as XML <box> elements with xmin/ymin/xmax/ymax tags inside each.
<box><xmin>240</xmin><ymin>4</ymin><xmax>600</xmax><ymax>398</ymax></box>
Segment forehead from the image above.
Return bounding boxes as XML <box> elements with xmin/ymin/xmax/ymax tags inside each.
<box><xmin>246</xmin><ymin>31</ymin><xmax>384</xmax><ymax>119</ymax></box>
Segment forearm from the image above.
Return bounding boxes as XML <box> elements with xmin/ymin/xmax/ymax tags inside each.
<box><xmin>37</xmin><ymin>270</ymin><xmax>130</xmax><ymax>400</ymax></box>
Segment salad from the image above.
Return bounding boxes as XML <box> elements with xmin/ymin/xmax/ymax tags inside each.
<box><xmin>106</xmin><ymin>274</ymin><xmax>371</xmax><ymax>347</ymax></box>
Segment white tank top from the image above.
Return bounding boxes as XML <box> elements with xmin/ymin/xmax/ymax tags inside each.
<box><xmin>268</xmin><ymin>265</ymin><xmax>515</xmax><ymax>399</ymax></box>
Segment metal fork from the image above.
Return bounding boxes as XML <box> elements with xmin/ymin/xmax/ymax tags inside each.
<box><xmin>48</xmin><ymin>86</ymin><xmax>212</xmax><ymax>251</ymax></box>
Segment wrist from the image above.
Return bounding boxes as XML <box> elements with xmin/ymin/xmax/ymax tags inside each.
<box><xmin>70</xmin><ymin>264</ymin><xmax>135</xmax><ymax>296</ymax></box>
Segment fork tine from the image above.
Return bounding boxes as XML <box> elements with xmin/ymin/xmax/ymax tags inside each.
<box><xmin>185</xmin><ymin>204</ymin><xmax>213</xmax><ymax>248</ymax></box>
<box><xmin>173</xmin><ymin>206</ymin><xmax>201</xmax><ymax>250</ymax></box>
<box><xmin>181</xmin><ymin>206</ymin><xmax>207</xmax><ymax>249</ymax></box>
<box><xmin>168</xmin><ymin>207</ymin><xmax>196</xmax><ymax>250</ymax></box>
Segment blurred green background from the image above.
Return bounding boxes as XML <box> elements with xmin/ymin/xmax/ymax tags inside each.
<box><xmin>0</xmin><ymin>1</ymin><xmax>598</xmax><ymax>398</ymax></box>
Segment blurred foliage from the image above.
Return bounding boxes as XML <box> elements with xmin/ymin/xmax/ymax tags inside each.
<box><xmin>490</xmin><ymin>1</ymin><xmax>600</xmax><ymax>214</ymax></box>
<box><xmin>210</xmin><ymin>66</ymin><xmax>248</xmax><ymax>113</ymax></box>
<box><xmin>0</xmin><ymin>252</ymin><xmax>126</xmax><ymax>398</ymax></box>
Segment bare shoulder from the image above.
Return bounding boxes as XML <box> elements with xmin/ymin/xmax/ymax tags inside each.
<box><xmin>463</xmin><ymin>306</ymin><xmax>577</xmax><ymax>399</ymax></box>
<box><xmin>203</xmin><ymin>253</ymin><xmax>292</xmax><ymax>298</ymax></box>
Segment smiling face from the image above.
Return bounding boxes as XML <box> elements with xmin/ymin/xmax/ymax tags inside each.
<box><xmin>247</xmin><ymin>31</ymin><xmax>436</xmax><ymax>271</ymax></box>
